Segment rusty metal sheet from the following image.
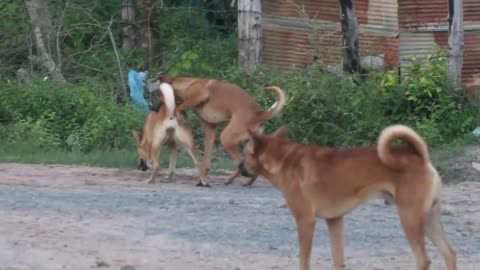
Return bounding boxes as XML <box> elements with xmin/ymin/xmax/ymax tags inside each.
<box><xmin>356</xmin><ymin>0</ymin><xmax>399</xmax><ymax>33</ymax></box>
<box><xmin>434</xmin><ymin>32</ymin><xmax>480</xmax><ymax>84</ymax></box>
<box><xmin>399</xmin><ymin>31</ymin><xmax>480</xmax><ymax>84</ymax></box>
<box><xmin>400</xmin><ymin>0</ymin><xmax>480</xmax><ymax>29</ymax></box>
<box><xmin>262</xmin><ymin>23</ymin><xmax>399</xmax><ymax>70</ymax></box>
<box><xmin>465</xmin><ymin>0</ymin><xmax>480</xmax><ymax>23</ymax></box>
<box><xmin>262</xmin><ymin>0</ymin><xmax>340</xmax><ymax>22</ymax></box>
<box><xmin>262</xmin><ymin>25</ymin><xmax>342</xmax><ymax>69</ymax></box>
<box><xmin>359</xmin><ymin>35</ymin><xmax>400</xmax><ymax>67</ymax></box>
<box><xmin>399</xmin><ymin>32</ymin><xmax>438</xmax><ymax>63</ymax></box>
<box><xmin>399</xmin><ymin>0</ymin><xmax>448</xmax><ymax>28</ymax></box>
<box><xmin>261</xmin><ymin>0</ymin><xmax>479</xmax><ymax>86</ymax></box>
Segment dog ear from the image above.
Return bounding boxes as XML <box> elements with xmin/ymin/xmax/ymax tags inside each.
<box><xmin>272</xmin><ymin>125</ymin><xmax>288</xmax><ymax>139</ymax></box>
<box><xmin>132</xmin><ymin>130</ymin><xmax>143</xmax><ymax>144</ymax></box>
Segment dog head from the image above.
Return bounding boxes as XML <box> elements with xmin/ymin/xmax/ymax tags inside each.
<box><xmin>132</xmin><ymin>130</ymin><xmax>150</xmax><ymax>171</ymax></box>
<box><xmin>239</xmin><ymin>125</ymin><xmax>289</xmax><ymax>178</ymax></box>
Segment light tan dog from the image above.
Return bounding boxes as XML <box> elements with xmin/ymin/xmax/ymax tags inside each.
<box><xmin>238</xmin><ymin>125</ymin><xmax>457</xmax><ymax>270</ymax></box>
<box><xmin>158</xmin><ymin>75</ymin><xmax>286</xmax><ymax>185</ymax></box>
<box><xmin>132</xmin><ymin>82</ymin><xmax>209</xmax><ymax>186</ymax></box>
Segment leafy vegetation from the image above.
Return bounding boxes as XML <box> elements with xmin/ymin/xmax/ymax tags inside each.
<box><xmin>0</xmin><ymin>1</ymin><xmax>479</xmax><ymax>172</ymax></box>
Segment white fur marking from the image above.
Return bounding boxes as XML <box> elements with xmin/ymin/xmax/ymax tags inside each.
<box><xmin>160</xmin><ymin>83</ymin><xmax>176</xmax><ymax>117</ymax></box>
<box><xmin>268</xmin><ymin>101</ymin><xmax>278</xmax><ymax>111</ymax></box>
<box><xmin>160</xmin><ymin>82</ymin><xmax>178</xmax><ymax>129</ymax></box>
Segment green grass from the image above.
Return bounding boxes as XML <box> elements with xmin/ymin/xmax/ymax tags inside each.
<box><xmin>1</xmin><ymin>135</ymin><xmax>477</xmax><ymax>181</ymax></box>
<box><xmin>0</xmin><ymin>143</ymin><xmax>235</xmax><ymax>175</ymax></box>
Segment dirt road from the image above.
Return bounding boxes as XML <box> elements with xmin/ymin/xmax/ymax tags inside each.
<box><xmin>0</xmin><ymin>163</ymin><xmax>479</xmax><ymax>270</ymax></box>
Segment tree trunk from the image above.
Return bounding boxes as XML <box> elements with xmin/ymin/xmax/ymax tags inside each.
<box><xmin>122</xmin><ymin>0</ymin><xmax>136</xmax><ymax>50</ymax></box>
<box><xmin>447</xmin><ymin>0</ymin><xmax>464</xmax><ymax>89</ymax></box>
<box><xmin>237</xmin><ymin>0</ymin><xmax>262</xmax><ymax>71</ymax></box>
<box><xmin>26</xmin><ymin>0</ymin><xmax>66</xmax><ymax>83</ymax></box>
<box><xmin>338</xmin><ymin>0</ymin><xmax>359</xmax><ymax>73</ymax></box>
<box><xmin>138</xmin><ymin>0</ymin><xmax>160</xmax><ymax>69</ymax></box>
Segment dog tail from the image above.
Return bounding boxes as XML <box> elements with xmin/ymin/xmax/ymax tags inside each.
<box><xmin>160</xmin><ymin>82</ymin><xmax>178</xmax><ymax>129</ymax></box>
<box><xmin>256</xmin><ymin>86</ymin><xmax>286</xmax><ymax>122</ymax></box>
<box><xmin>160</xmin><ymin>82</ymin><xmax>176</xmax><ymax>118</ymax></box>
<box><xmin>377</xmin><ymin>125</ymin><xmax>429</xmax><ymax>169</ymax></box>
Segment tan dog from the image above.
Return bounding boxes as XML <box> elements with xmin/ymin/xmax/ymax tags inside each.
<box><xmin>132</xmin><ymin>82</ymin><xmax>209</xmax><ymax>186</ymax></box>
<box><xmin>239</xmin><ymin>125</ymin><xmax>457</xmax><ymax>270</ymax></box>
<box><xmin>158</xmin><ymin>75</ymin><xmax>286</xmax><ymax>185</ymax></box>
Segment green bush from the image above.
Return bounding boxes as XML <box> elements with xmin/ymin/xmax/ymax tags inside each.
<box><xmin>380</xmin><ymin>55</ymin><xmax>478</xmax><ymax>145</ymax></box>
<box><xmin>0</xmin><ymin>116</ymin><xmax>60</xmax><ymax>148</ymax></box>
<box><xmin>214</xmin><ymin>57</ymin><xmax>479</xmax><ymax>148</ymax></box>
<box><xmin>0</xmin><ymin>79</ymin><xmax>144</xmax><ymax>151</ymax></box>
<box><xmin>1</xmin><ymin>1</ymin><xmax>478</xmax><ymax>157</ymax></box>
<box><xmin>1</xmin><ymin>52</ymin><xmax>478</xmax><ymax>156</ymax></box>
<box><xmin>160</xmin><ymin>9</ymin><xmax>238</xmax><ymax>77</ymax></box>
<box><xmin>219</xmin><ymin>65</ymin><xmax>390</xmax><ymax>147</ymax></box>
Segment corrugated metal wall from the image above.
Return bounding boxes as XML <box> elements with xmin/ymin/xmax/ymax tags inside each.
<box><xmin>399</xmin><ymin>0</ymin><xmax>480</xmax><ymax>84</ymax></box>
<box><xmin>261</xmin><ymin>0</ymin><xmax>400</xmax><ymax>70</ymax></box>
<box><xmin>434</xmin><ymin>32</ymin><xmax>480</xmax><ymax>82</ymax></box>
<box><xmin>261</xmin><ymin>0</ymin><xmax>480</xmax><ymax>86</ymax></box>
<box><xmin>263</xmin><ymin>0</ymin><xmax>340</xmax><ymax>22</ymax></box>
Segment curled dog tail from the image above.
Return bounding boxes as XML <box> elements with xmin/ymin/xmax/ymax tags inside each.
<box><xmin>256</xmin><ymin>86</ymin><xmax>286</xmax><ymax>123</ymax></box>
<box><xmin>160</xmin><ymin>82</ymin><xmax>176</xmax><ymax>118</ymax></box>
<box><xmin>160</xmin><ymin>82</ymin><xmax>178</xmax><ymax>128</ymax></box>
<box><xmin>377</xmin><ymin>125</ymin><xmax>429</xmax><ymax>169</ymax></box>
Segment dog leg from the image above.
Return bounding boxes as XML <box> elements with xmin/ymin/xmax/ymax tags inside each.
<box><xmin>286</xmin><ymin>195</ymin><xmax>316</xmax><ymax>270</ymax></box>
<box><xmin>174</xmin><ymin>85</ymin><xmax>209</xmax><ymax>122</ymax></box>
<box><xmin>164</xmin><ymin>143</ymin><xmax>177</xmax><ymax>182</ymax></box>
<box><xmin>200</xmin><ymin>120</ymin><xmax>216</xmax><ymax>173</ymax></box>
<box><xmin>296</xmin><ymin>217</ymin><xmax>316</xmax><ymax>270</ymax></box>
<box><xmin>326</xmin><ymin>217</ymin><xmax>345</xmax><ymax>270</ymax></box>
<box><xmin>242</xmin><ymin>176</ymin><xmax>258</xmax><ymax>186</ymax></box>
<box><xmin>398</xmin><ymin>206</ymin><xmax>431</xmax><ymax>270</ymax></box>
<box><xmin>176</xmin><ymin>125</ymin><xmax>210</xmax><ymax>187</ymax></box>
<box><xmin>225</xmin><ymin>169</ymin><xmax>240</xmax><ymax>185</ymax></box>
<box><xmin>147</xmin><ymin>146</ymin><xmax>161</xmax><ymax>184</ymax></box>
<box><xmin>425</xmin><ymin>202</ymin><xmax>457</xmax><ymax>270</ymax></box>
<box><xmin>219</xmin><ymin>120</ymin><xmax>247</xmax><ymax>185</ymax></box>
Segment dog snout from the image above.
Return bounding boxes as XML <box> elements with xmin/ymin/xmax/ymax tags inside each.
<box><xmin>238</xmin><ymin>161</ymin><xmax>253</xmax><ymax>177</ymax></box>
<box><xmin>138</xmin><ymin>159</ymin><xmax>149</xmax><ymax>171</ymax></box>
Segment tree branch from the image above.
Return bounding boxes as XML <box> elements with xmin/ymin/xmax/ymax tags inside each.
<box><xmin>107</xmin><ymin>16</ymin><xmax>127</xmax><ymax>96</ymax></box>
<box><xmin>56</xmin><ymin>0</ymin><xmax>70</xmax><ymax>70</ymax></box>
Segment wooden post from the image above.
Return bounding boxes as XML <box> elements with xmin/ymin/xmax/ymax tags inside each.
<box><xmin>338</xmin><ymin>0</ymin><xmax>359</xmax><ymax>73</ymax></box>
<box><xmin>447</xmin><ymin>0</ymin><xmax>464</xmax><ymax>89</ymax></box>
<box><xmin>122</xmin><ymin>0</ymin><xmax>136</xmax><ymax>51</ymax></box>
<box><xmin>237</xmin><ymin>0</ymin><xmax>262</xmax><ymax>71</ymax></box>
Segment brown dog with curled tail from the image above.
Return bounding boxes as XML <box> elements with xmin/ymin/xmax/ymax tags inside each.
<box><xmin>158</xmin><ymin>75</ymin><xmax>286</xmax><ymax>186</ymax></box>
<box><xmin>239</xmin><ymin>124</ymin><xmax>457</xmax><ymax>270</ymax></box>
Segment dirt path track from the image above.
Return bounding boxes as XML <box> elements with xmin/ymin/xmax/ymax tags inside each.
<box><xmin>0</xmin><ymin>163</ymin><xmax>479</xmax><ymax>270</ymax></box>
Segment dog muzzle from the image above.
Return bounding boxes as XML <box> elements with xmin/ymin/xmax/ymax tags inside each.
<box><xmin>238</xmin><ymin>161</ymin><xmax>254</xmax><ymax>177</ymax></box>
<box><xmin>138</xmin><ymin>159</ymin><xmax>149</xmax><ymax>171</ymax></box>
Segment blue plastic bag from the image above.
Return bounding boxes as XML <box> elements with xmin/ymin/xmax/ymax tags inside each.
<box><xmin>128</xmin><ymin>70</ymin><xmax>149</xmax><ymax>113</ymax></box>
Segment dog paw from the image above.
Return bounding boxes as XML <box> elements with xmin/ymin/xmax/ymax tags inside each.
<box><xmin>241</xmin><ymin>177</ymin><xmax>257</xmax><ymax>187</ymax></box>
<box><xmin>241</xmin><ymin>181</ymin><xmax>254</xmax><ymax>187</ymax></box>
<box><xmin>162</xmin><ymin>173</ymin><xmax>175</xmax><ymax>181</ymax></box>
<box><xmin>195</xmin><ymin>181</ymin><xmax>211</xmax><ymax>187</ymax></box>
<box><xmin>146</xmin><ymin>178</ymin><xmax>155</xmax><ymax>184</ymax></box>
<box><xmin>161</xmin><ymin>177</ymin><xmax>174</xmax><ymax>183</ymax></box>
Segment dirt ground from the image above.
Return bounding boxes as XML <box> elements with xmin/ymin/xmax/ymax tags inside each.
<box><xmin>0</xmin><ymin>163</ymin><xmax>479</xmax><ymax>270</ymax></box>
